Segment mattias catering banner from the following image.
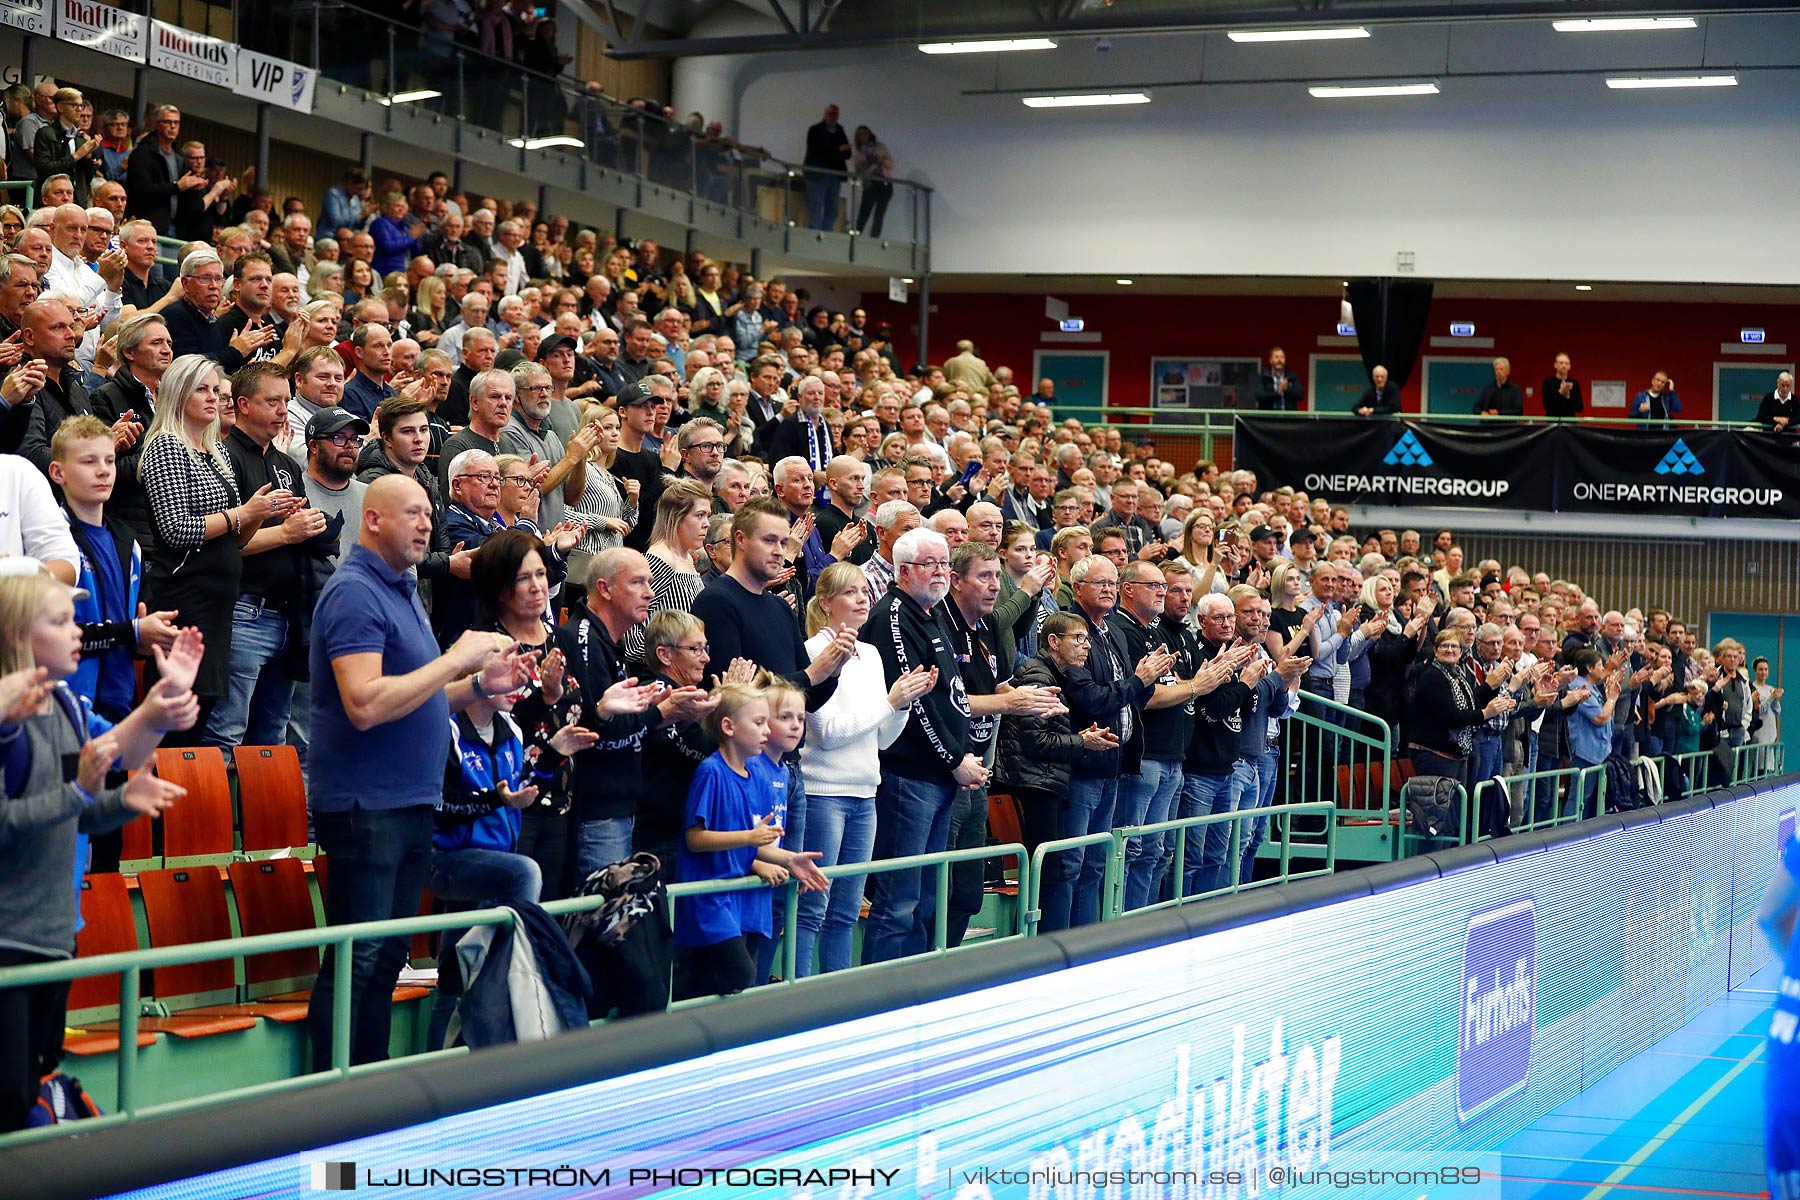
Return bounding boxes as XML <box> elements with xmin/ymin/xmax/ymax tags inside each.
<box><xmin>1233</xmin><ymin>417</ymin><xmax>1797</xmax><ymax>520</ymax></box>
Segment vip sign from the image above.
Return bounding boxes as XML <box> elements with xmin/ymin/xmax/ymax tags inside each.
<box><xmin>1458</xmin><ymin>898</ymin><xmax>1536</xmax><ymax>1124</ymax></box>
<box><xmin>236</xmin><ymin>48</ymin><xmax>317</xmax><ymax>114</ymax></box>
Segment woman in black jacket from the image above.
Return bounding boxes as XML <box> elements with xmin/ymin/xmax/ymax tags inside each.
<box><xmin>994</xmin><ymin>612</ymin><xmax>1119</xmax><ymax>859</ymax></box>
<box><xmin>1406</xmin><ymin>629</ymin><xmax>1513</xmax><ymax>793</ymax></box>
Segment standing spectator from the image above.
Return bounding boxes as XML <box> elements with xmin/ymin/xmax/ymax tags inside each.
<box><xmin>319</xmin><ymin>168</ymin><xmax>370</xmax><ymax>237</ymax></box>
<box><xmin>439</xmin><ymin>368</ymin><xmax>515</xmax><ymax>491</ymax></box>
<box><xmin>1565</xmin><ymin>648</ymin><xmax>1622</xmax><ymax>818</ymax></box>
<box><xmin>14</xmin><ymin>298</ymin><xmax>105</xmax><ymax>474</ymax></box>
<box><xmin>1473</xmin><ymin>358</ymin><xmax>1524</xmax><ymax>417</ymax></box>
<box><xmin>86</xmin><ymin>314</ymin><xmax>170</xmax><ymax>548</ymax></box>
<box><xmin>1541</xmin><ymin>352</ymin><xmax>1583</xmax><ymax>418</ymax></box>
<box><xmin>304</xmin><ymin>473</ymin><xmax>531</xmax><ymax>1071</ymax></box>
<box><xmin>339</xmin><ymin>323</ymin><xmax>396</xmax><ymax>421</ymax></box>
<box><xmin>859</xmin><ymin>526</ymin><xmax>983</xmax><ymax>962</ymax></box>
<box><xmin>1227</xmin><ymin>586</ymin><xmax>1307</xmax><ymax>884</ymax></box>
<box><xmin>566</xmin><ymin>405</ymin><xmax>635</xmax><ymax>577</ymax></box>
<box><xmin>1179</xmin><ymin>594</ymin><xmax>1260</xmax><ymax>896</ymax></box>
<box><xmin>1757</xmin><ymin>373</ymin><xmax>1799</xmax><ymax>433</ymax></box>
<box><xmin>162</xmin><ymin>249</ymin><xmax>276</xmax><ymax>373</ymax></box>
<box><xmin>139</xmin><ymin>355</ymin><xmax>298</xmax><ymax>736</ymax></box>
<box><xmin>557</xmin><ymin>548</ymin><xmax>711</xmax><ymax>880</ymax></box>
<box><xmin>207</xmin><ymin>361</ymin><xmax>317</xmax><ymax>749</ymax></box>
<box><xmin>795</xmin><ymin>562</ymin><xmax>929</xmax><ymax>975</ymax></box>
<box><xmin>622</xmin><ymin>478</ymin><xmax>711</xmax><ymax>666</ymax></box>
<box><xmin>124</xmin><ymin>105</ymin><xmax>194</xmax><ymax>233</ymax></box>
<box><xmin>607</xmin><ymin>378</ymin><xmax>675</xmax><ymax>552</ymax></box>
<box><xmin>1752</xmin><ymin>655</ymin><xmax>1783</xmax><ymax>772</ymax></box>
<box><xmin>497</xmin><ymin>361</ymin><xmax>592</xmax><ymax>532</ymax></box>
<box><xmin>1407</xmin><ymin>629</ymin><xmax>1513</xmax><ymax>799</ymax></box>
<box><xmin>1628</xmin><ymin>370</ymin><xmax>1682</xmax><ymax>423</ymax></box>
<box><xmin>33</xmin><ymin>88</ymin><xmax>100</xmax><ymax>205</ymax></box>
<box><xmin>851</xmin><ymin>126</ymin><xmax>895</xmax><ymax>236</ymax></box>
<box><xmin>1110</xmin><ymin>560</ymin><xmax>1205</xmax><ymax>910</ymax></box>
<box><xmin>1256</xmin><ymin>346</ymin><xmax>1304</xmax><ymax>411</ymax></box>
<box><xmin>1042</xmin><ymin>554</ymin><xmax>1169</xmax><ymax>932</ymax></box>
<box><xmin>802</xmin><ymin>104</ymin><xmax>851</xmax><ymax>231</ymax></box>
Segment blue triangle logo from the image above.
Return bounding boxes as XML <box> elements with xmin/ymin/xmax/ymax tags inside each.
<box><xmin>1653</xmin><ymin>438</ymin><xmax>1704</xmax><ymax>476</ymax></box>
<box><xmin>1383</xmin><ymin>430</ymin><xmax>1434</xmax><ymax>467</ymax></box>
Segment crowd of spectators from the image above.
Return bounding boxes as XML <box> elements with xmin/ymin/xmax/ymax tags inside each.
<box><xmin>0</xmin><ymin>71</ymin><xmax>1784</xmax><ymax>1132</ymax></box>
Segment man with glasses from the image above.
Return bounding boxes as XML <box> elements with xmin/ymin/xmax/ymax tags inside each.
<box><xmin>1036</xmin><ymin>487</ymin><xmax>1086</xmax><ymax>551</ymax></box>
<box><xmin>1109</xmin><ymin>560</ymin><xmax>1209</xmax><ymax>910</ymax></box>
<box><xmin>498</xmin><ymin>361</ymin><xmax>593</xmax><ymax>531</ymax></box>
<box><xmin>586</xmin><ymin>326</ymin><xmax>631</xmax><ymax>401</ymax></box>
<box><xmin>208</xmin><ymin>361</ymin><xmax>321</xmax><ymax>748</ymax></box>
<box><xmin>674</xmin><ymin>417</ymin><xmax>728</xmax><ymax>490</ymax></box>
<box><xmin>125</xmin><ymin>105</ymin><xmax>199</xmax><ymax>232</ymax></box>
<box><xmin>162</xmin><ymin>249</ymin><xmax>275</xmax><ymax>372</ymax></box>
<box><xmin>861</xmin><ymin>527</ymin><xmax>985</xmax><ymax>964</ymax></box>
<box><xmin>439</xmin><ymin>367</ymin><xmax>514</xmax><ymax>493</ymax></box>
<box><xmin>1041</xmin><ymin>555</ymin><xmax>1173</xmax><ymax>932</ymax></box>
<box><xmin>435</xmin><ymin>448</ymin><xmax>512</xmax><ymax>643</ymax></box>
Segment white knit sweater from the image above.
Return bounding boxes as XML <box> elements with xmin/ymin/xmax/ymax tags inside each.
<box><xmin>799</xmin><ymin>633</ymin><xmax>911</xmax><ymax>799</ymax></box>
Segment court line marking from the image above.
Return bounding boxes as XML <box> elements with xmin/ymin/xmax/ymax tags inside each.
<box><xmin>1578</xmin><ymin>1041</ymin><xmax>1766</xmax><ymax>1200</ymax></box>
<box><xmin>1500</xmin><ymin>1172</ymin><xmax>1764</xmax><ymax>1198</ymax></box>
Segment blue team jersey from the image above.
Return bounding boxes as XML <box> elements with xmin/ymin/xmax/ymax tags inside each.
<box><xmin>674</xmin><ymin>753</ymin><xmax>780</xmax><ymax>947</ymax></box>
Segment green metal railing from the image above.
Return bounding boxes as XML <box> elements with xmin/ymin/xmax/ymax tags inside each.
<box><xmin>1734</xmin><ymin>741</ymin><xmax>1787</xmax><ymax>784</ymax></box>
<box><xmin>0</xmin><ymin>180</ymin><xmax>36</xmax><ymax>213</ymax></box>
<box><xmin>1474</xmin><ymin>763</ymin><xmax>1607</xmax><ymax>841</ymax></box>
<box><xmin>1112</xmin><ymin>800</ymin><xmax>1338</xmax><ymax>919</ymax></box>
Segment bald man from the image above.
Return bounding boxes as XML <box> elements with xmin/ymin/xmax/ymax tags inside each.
<box><xmin>305</xmin><ymin>472</ymin><xmax>530</xmax><ymax>1073</ymax></box>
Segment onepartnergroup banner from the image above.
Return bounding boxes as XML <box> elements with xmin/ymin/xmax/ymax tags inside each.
<box><xmin>0</xmin><ymin>0</ymin><xmax>316</xmax><ymax>113</ymax></box>
<box><xmin>1234</xmin><ymin>415</ymin><xmax>1795</xmax><ymax>519</ymax></box>
<box><xmin>105</xmin><ymin>780</ymin><xmax>1797</xmax><ymax>1199</ymax></box>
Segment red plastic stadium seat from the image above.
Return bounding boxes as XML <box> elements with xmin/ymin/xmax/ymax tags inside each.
<box><xmin>307</xmin><ymin>856</ymin><xmax>430</xmax><ymax>1003</ymax></box>
<box><xmin>117</xmin><ymin>812</ymin><xmax>154</xmax><ymax>867</ymax></box>
<box><xmin>233</xmin><ymin>745</ymin><xmax>309</xmax><ymax>853</ymax></box>
<box><xmin>134</xmin><ymin>867</ymin><xmax>259</xmax><ymax>1036</ymax></box>
<box><xmin>63</xmin><ymin>874</ymin><xmax>159</xmax><ymax>1056</ymax></box>
<box><xmin>153</xmin><ymin>747</ymin><xmax>234</xmax><ymax>863</ymax></box>
<box><xmin>227</xmin><ymin>859</ymin><xmax>320</xmax><ymax>1019</ymax></box>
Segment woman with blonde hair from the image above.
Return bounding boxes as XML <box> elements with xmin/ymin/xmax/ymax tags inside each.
<box><xmin>306</xmin><ymin>260</ymin><xmax>344</xmax><ymax>302</ymax></box>
<box><xmin>139</xmin><ymin>356</ymin><xmax>296</xmax><ymax>730</ymax></box>
<box><xmin>565</xmin><ymin>404</ymin><xmax>634</xmax><ymax>584</ymax></box>
<box><xmin>795</xmin><ymin>561</ymin><xmax>933</xmax><ymax>975</ymax></box>
<box><xmin>300</xmin><ymin>299</ymin><xmax>341</xmax><ymax>349</ymax></box>
<box><xmin>624</xmin><ymin>478</ymin><xmax>711</xmax><ymax>665</ymax></box>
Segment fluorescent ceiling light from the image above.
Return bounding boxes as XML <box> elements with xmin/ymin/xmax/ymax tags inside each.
<box><xmin>1309</xmin><ymin>82</ymin><xmax>1439</xmax><ymax>98</ymax></box>
<box><xmin>1575</xmin><ymin>284</ymin><xmax>1593</xmax><ymax>291</ymax></box>
<box><xmin>1229</xmin><ymin>27</ymin><xmax>1369</xmax><ymax>43</ymax></box>
<box><xmin>1606</xmin><ymin>74</ymin><xmax>1736</xmax><ymax>89</ymax></box>
<box><xmin>507</xmin><ymin>135</ymin><xmax>585</xmax><ymax>150</ymax></box>
<box><xmin>378</xmin><ymin>89</ymin><xmax>441</xmax><ymax>105</ymax></box>
<box><xmin>1022</xmin><ymin>92</ymin><xmax>1152</xmax><ymax>108</ymax></box>
<box><xmin>1115</xmin><ymin>278</ymin><xmax>1134</xmax><ymax>285</ymax></box>
<box><xmin>920</xmin><ymin>38</ymin><xmax>1056</xmax><ymax>54</ymax></box>
<box><xmin>1553</xmin><ymin>17</ymin><xmax>1696</xmax><ymax>32</ymax></box>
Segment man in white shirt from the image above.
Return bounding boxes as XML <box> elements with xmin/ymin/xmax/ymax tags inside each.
<box><xmin>0</xmin><ymin>454</ymin><xmax>80</xmax><ymax>583</ymax></box>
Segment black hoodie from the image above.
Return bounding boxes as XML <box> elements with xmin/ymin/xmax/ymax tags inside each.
<box><xmin>863</xmin><ymin>582</ymin><xmax>970</xmax><ymax>784</ymax></box>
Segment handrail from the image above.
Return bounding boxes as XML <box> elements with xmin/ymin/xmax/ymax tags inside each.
<box><xmin>1474</xmin><ymin>763</ymin><xmax>1607</xmax><ymax>840</ymax></box>
<box><xmin>1074</xmin><ymin>406</ymin><xmax>1780</xmax><ymax>433</ymax></box>
<box><xmin>0</xmin><ymin>179</ymin><xmax>36</xmax><ymax>212</ymax></box>
<box><xmin>1734</xmin><ymin>741</ymin><xmax>1786</xmax><ymax>783</ymax></box>
<box><xmin>1114</xmin><ymin>800</ymin><xmax>1338</xmax><ymax>917</ymax></box>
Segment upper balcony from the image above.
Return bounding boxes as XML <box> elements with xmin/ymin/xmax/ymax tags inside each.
<box><xmin>8</xmin><ymin>0</ymin><xmax>928</xmax><ymax>276</ymax></box>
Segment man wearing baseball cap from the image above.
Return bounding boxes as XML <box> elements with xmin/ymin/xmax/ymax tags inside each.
<box><xmin>289</xmin><ymin>407</ymin><xmax>372</xmax><ymax>763</ymax></box>
<box><xmin>534</xmin><ymin>333</ymin><xmax>588</xmax><ymax>446</ymax></box>
<box><xmin>608</xmin><ymin>376</ymin><xmax>674</xmax><ymax>552</ymax></box>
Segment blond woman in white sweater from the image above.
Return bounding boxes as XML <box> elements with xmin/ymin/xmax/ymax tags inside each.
<box><xmin>796</xmin><ymin>561</ymin><xmax>935</xmax><ymax>975</ymax></box>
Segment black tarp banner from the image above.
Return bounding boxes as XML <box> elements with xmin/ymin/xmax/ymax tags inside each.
<box><xmin>1232</xmin><ymin>417</ymin><xmax>1800</xmax><ymax>519</ymax></box>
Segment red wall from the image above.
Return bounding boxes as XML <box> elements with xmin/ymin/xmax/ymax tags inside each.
<box><xmin>861</xmin><ymin>290</ymin><xmax>1800</xmax><ymax>422</ymax></box>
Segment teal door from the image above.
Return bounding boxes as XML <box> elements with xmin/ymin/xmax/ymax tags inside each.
<box><xmin>1422</xmin><ymin>357</ymin><xmax>1501</xmax><ymax>416</ymax></box>
<box><xmin>1714</xmin><ymin>362</ymin><xmax>1793</xmax><ymax>424</ymax></box>
<box><xmin>1707</xmin><ymin>612</ymin><xmax>1796</xmax><ymax>772</ymax></box>
<box><xmin>1310</xmin><ymin>355</ymin><xmax>1372</xmax><ymax>414</ymax></box>
<box><xmin>1032</xmin><ymin>350</ymin><xmax>1108</xmax><ymax>425</ymax></box>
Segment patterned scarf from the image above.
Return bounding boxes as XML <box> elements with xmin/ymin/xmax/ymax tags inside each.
<box><xmin>1436</xmin><ymin>658</ymin><xmax>1477</xmax><ymax>754</ymax></box>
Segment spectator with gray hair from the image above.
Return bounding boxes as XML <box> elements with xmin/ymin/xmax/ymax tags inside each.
<box><xmin>860</xmin><ymin>497</ymin><xmax>919</xmax><ymax>606</ymax></box>
<box><xmin>438</xmin><ymin>367</ymin><xmax>515</xmax><ymax>493</ymax></box>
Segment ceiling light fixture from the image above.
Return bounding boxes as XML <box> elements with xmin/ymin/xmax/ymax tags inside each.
<box><xmin>1022</xmin><ymin>92</ymin><xmax>1152</xmax><ymax>108</ymax></box>
<box><xmin>1229</xmin><ymin>27</ymin><xmax>1370</xmax><ymax>43</ymax></box>
<box><xmin>1605</xmin><ymin>74</ymin><xmax>1737</xmax><ymax>89</ymax></box>
<box><xmin>920</xmin><ymin>38</ymin><xmax>1057</xmax><ymax>54</ymax></box>
<box><xmin>1575</xmin><ymin>284</ymin><xmax>1593</xmax><ymax>291</ymax></box>
<box><xmin>1553</xmin><ymin>17</ymin><xmax>1697</xmax><ymax>32</ymax></box>
<box><xmin>1116</xmin><ymin>278</ymin><xmax>1134</xmax><ymax>285</ymax></box>
<box><xmin>1309</xmin><ymin>81</ymin><xmax>1439</xmax><ymax>98</ymax></box>
<box><xmin>378</xmin><ymin>90</ymin><xmax>442</xmax><ymax>105</ymax></box>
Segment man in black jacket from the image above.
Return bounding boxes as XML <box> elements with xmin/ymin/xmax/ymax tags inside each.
<box><xmin>88</xmin><ymin>313</ymin><xmax>171</xmax><ymax>549</ymax></box>
<box><xmin>16</xmin><ymin>297</ymin><xmax>114</xmax><ymax>474</ymax></box>
<box><xmin>1256</xmin><ymin>346</ymin><xmax>1305</xmax><ymax>411</ymax></box>
<box><xmin>1354</xmin><ymin>365</ymin><xmax>1402</xmax><ymax>417</ymax></box>
<box><xmin>1473</xmin><ymin>357</ymin><xmax>1524</xmax><ymax>417</ymax></box>
<box><xmin>860</xmin><ymin>525</ymin><xmax>984</xmax><ymax>963</ymax></box>
<box><xmin>161</xmin><ymin>249</ymin><xmax>275</xmax><ymax>371</ymax></box>
<box><xmin>802</xmin><ymin>104</ymin><xmax>850</xmax><ymax>231</ymax></box>
<box><xmin>124</xmin><ymin>105</ymin><xmax>197</xmax><ymax>233</ymax></box>
<box><xmin>557</xmin><ymin>548</ymin><xmax>712</xmax><ymax>881</ymax></box>
<box><xmin>32</xmin><ymin>87</ymin><xmax>99</xmax><ymax>205</ymax></box>
<box><xmin>1177</xmin><ymin>593</ymin><xmax>1259</xmax><ymax>898</ymax></box>
<box><xmin>1756</xmin><ymin>372</ymin><xmax>1798</xmax><ymax>433</ymax></box>
<box><xmin>1043</xmin><ymin>554</ymin><xmax>1171</xmax><ymax>932</ymax></box>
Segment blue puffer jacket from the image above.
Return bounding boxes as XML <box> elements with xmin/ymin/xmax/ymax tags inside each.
<box><xmin>434</xmin><ymin>711</ymin><xmax>561</xmax><ymax>855</ymax></box>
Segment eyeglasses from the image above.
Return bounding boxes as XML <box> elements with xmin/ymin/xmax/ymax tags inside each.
<box><xmin>685</xmin><ymin>441</ymin><xmax>725</xmax><ymax>453</ymax></box>
<box><xmin>677</xmin><ymin>641</ymin><xmax>710</xmax><ymax>654</ymax></box>
<box><xmin>319</xmin><ymin>431</ymin><xmax>361</xmax><ymax>446</ymax></box>
<box><xmin>906</xmin><ymin>560</ymin><xmax>952</xmax><ymax>572</ymax></box>
<box><xmin>1125</xmin><ymin>580</ymin><xmax>1168</xmax><ymax>594</ymax></box>
<box><xmin>458</xmin><ymin>471</ymin><xmax>500</xmax><ymax>484</ymax></box>
<box><xmin>501</xmin><ymin>474</ymin><xmax>535</xmax><ymax>488</ymax></box>
<box><xmin>1051</xmin><ymin>632</ymin><xmax>1090</xmax><ymax>644</ymax></box>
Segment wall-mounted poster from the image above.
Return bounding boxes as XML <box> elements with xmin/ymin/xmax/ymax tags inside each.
<box><xmin>1149</xmin><ymin>357</ymin><xmax>1261</xmax><ymax>424</ymax></box>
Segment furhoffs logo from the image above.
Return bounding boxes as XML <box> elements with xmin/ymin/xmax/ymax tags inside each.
<box><xmin>311</xmin><ymin>1162</ymin><xmax>356</xmax><ymax>1190</ymax></box>
<box><xmin>1458</xmin><ymin>898</ymin><xmax>1535</xmax><ymax>1124</ymax></box>
<box><xmin>1382</xmin><ymin>429</ymin><xmax>1434</xmax><ymax>467</ymax></box>
<box><xmin>1653</xmin><ymin>438</ymin><xmax>1705</xmax><ymax>476</ymax></box>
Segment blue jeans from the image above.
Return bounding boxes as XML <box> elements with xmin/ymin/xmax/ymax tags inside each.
<box><xmin>862</xmin><ymin>773</ymin><xmax>956</xmax><ymax>964</ymax></box>
<box><xmin>805</xmin><ymin>174</ymin><xmax>842</xmax><ymax>230</ymax></box>
<box><xmin>1566</xmin><ymin>756</ymin><xmax>1604</xmax><ymax>820</ymax></box>
<box><xmin>204</xmin><ymin>601</ymin><xmax>293</xmax><ymax>748</ymax></box>
<box><xmin>794</xmin><ymin>793</ymin><xmax>876</xmax><ymax>976</ymax></box>
<box><xmin>1177</xmin><ymin>769</ymin><xmax>1235</xmax><ymax>898</ymax></box>
<box><xmin>1041</xmin><ymin>774</ymin><xmax>1117</xmax><ymax>932</ymax></box>
<box><xmin>1200</xmin><ymin>759</ymin><xmax>1264</xmax><ymax>894</ymax></box>
<box><xmin>306</xmin><ymin>805</ymin><xmax>435</xmax><ymax>1073</ymax></box>
<box><xmin>755</xmin><ymin>760</ymin><xmax>806</xmax><ymax>982</ymax></box>
<box><xmin>424</xmin><ymin>846</ymin><xmax>543</xmax><ymax>1050</ymax></box>
<box><xmin>576</xmin><ymin>816</ymin><xmax>635</xmax><ymax>883</ymax></box>
<box><xmin>1118</xmin><ymin>759</ymin><xmax>1183</xmax><ymax>911</ymax></box>
<box><xmin>1240</xmin><ymin>750</ymin><xmax>1281</xmax><ymax>885</ymax></box>
<box><xmin>1472</xmin><ymin>730</ymin><xmax>1505</xmax><ymax>793</ymax></box>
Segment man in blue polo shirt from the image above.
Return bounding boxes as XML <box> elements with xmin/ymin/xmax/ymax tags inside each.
<box><xmin>305</xmin><ymin>474</ymin><xmax>530</xmax><ymax>1072</ymax></box>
